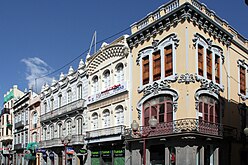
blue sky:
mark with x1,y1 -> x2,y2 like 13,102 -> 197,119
0,0 -> 247,105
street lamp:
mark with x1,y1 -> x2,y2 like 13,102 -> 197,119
244,128 -> 248,136
60,134 -> 72,165
131,116 -> 158,165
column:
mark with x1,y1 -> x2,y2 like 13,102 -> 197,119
131,149 -> 141,165
164,147 -> 170,165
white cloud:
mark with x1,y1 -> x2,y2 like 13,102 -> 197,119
21,57 -> 53,92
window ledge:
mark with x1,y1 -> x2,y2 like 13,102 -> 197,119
238,93 -> 248,101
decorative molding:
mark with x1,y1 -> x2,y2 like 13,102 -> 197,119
178,73 -> 195,84
127,4 -> 232,49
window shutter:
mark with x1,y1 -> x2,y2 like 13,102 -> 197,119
142,56 -> 150,85
207,50 -> 212,80
215,55 -> 220,83
198,45 -> 204,76
166,102 -> 173,122
240,67 -> 246,95
164,45 -> 173,77
153,51 -> 161,81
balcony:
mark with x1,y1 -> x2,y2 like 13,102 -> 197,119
40,99 -> 85,122
15,121 -> 24,129
71,135 -> 85,145
0,108 -> 10,115
125,118 -> 223,140
14,143 -> 24,150
39,138 -> 63,148
86,125 -> 125,139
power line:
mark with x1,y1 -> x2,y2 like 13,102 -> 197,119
35,26 -> 130,81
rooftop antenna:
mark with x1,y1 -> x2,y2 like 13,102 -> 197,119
87,31 -> 97,57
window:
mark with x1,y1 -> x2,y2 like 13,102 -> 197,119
196,43 -> 222,84
240,66 -> 246,95
50,97 -> 54,111
33,112 -> 37,129
43,128 -> 47,141
44,102 -> 47,114
103,110 -> 110,128
115,105 -> 124,125
198,45 -> 204,76
50,125 -> 54,139
164,45 -> 173,77
32,132 -> 37,142
77,84 -> 83,99
77,118 -> 83,135
103,70 -> 111,89
67,89 -> 72,103
153,51 -> 161,81
58,94 -> 62,108
58,123 -> 62,138
143,95 -> 173,126
66,121 -> 72,135
198,95 -> 220,123
92,76 -> 99,94
116,63 -> 124,84
92,113 -> 98,129
142,56 -> 149,85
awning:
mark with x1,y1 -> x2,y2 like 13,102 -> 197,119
27,142 -> 39,151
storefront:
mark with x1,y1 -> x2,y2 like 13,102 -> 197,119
90,148 -> 125,165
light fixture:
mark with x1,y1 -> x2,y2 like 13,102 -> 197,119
149,116 -> 158,128
131,120 -> 139,132
244,128 -> 248,136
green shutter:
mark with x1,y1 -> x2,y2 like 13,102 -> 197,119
91,158 -> 100,165
114,157 -> 125,165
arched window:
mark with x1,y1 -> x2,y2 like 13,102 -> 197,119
58,93 -> 62,108
116,63 -> 124,84
77,117 -> 83,135
57,123 -> 63,138
67,89 -> 72,103
50,97 -> 54,111
115,105 -> 124,125
44,102 -> 47,114
92,76 -> 99,94
103,70 -> 111,89
32,132 -> 38,142
143,95 -> 173,126
66,120 -> 72,135
198,95 -> 220,123
103,109 -> 110,128
50,125 -> 54,139
77,84 -> 83,99
92,113 -> 98,129
32,112 -> 38,129
43,127 -> 47,141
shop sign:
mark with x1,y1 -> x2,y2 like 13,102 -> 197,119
88,83 -> 127,104
113,150 -> 125,157
66,147 -> 74,154
91,151 -> 100,158
49,152 -> 54,159
37,149 -> 46,153
101,150 -> 111,158
79,148 -> 87,155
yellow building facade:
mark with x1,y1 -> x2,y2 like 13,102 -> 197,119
125,0 -> 248,165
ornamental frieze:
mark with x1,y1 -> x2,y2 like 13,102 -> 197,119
195,74 -> 224,95
178,73 -> 195,84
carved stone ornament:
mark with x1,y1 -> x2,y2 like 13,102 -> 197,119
195,74 -> 224,95
178,73 -> 195,84
138,77 -> 178,96
192,33 -> 212,50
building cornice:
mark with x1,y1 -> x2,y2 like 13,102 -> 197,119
127,3 -> 234,49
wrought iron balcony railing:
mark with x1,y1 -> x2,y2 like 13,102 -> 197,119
86,125 -> 125,139
15,121 -> 24,129
40,99 -> 85,122
125,118 -> 223,140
